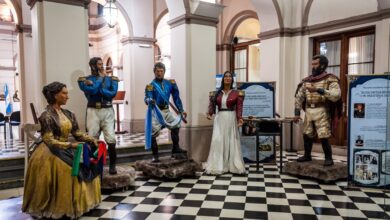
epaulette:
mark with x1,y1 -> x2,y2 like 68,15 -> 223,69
327,75 -> 339,83
209,91 -> 216,97
78,76 -> 87,82
111,76 -> 120,81
238,90 -> 245,96
169,79 -> 176,84
146,84 -> 154,91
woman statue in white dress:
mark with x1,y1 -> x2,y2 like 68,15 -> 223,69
205,71 -> 246,175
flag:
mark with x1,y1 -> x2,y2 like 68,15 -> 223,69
4,84 -> 12,115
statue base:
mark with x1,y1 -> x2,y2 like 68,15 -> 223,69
282,159 -> 347,183
101,165 -> 136,190
135,158 -> 201,179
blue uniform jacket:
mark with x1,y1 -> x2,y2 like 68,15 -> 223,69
144,79 -> 184,113
78,75 -> 119,108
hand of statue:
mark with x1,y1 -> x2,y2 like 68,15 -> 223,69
100,69 -> 107,77
306,84 -> 317,93
293,116 -> 301,123
238,118 -> 244,127
206,114 -> 212,120
85,80 -> 93,86
182,112 -> 187,119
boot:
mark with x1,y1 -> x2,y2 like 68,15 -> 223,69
171,128 -> 187,159
151,137 -> 160,163
321,138 -> 334,166
297,135 -> 313,162
108,143 -> 117,175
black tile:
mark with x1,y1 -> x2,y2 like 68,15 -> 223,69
362,210 -> 390,219
189,189 -> 209,194
268,204 -> 291,213
341,217 -> 367,220
210,185 -> 229,190
154,205 -> 178,214
248,177 -> 264,182
265,182 -> 283,187
246,196 -> 266,204
113,203 -> 137,210
176,183 -> 194,188
82,209 -> 108,217
244,210 -> 268,219
263,167 -> 278,171
121,211 -> 150,220
281,179 -> 300,183
130,191 -> 151,197
379,204 -> 390,212
292,213 -> 318,220
301,184 -> 321,189
323,190 -> 345,196
264,174 -> 280,178
215,176 -> 232,180
307,194 -> 329,201
205,195 -> 226,201
170,215 -> 196,220
340,187 -> 360,191
364,191 -> 388,198
227,190 -> 246,196
247,186 -> 265,191
313,207 -> 339,216
181,200 -> 203,207
140,197 -> 164,205
103,196 -> 126,202
230,181 -> 247,185
331,202 -> 358,209
197,208 -> 221,217
349,196 -> 375,203
167,193 -> 187,200
288,199 -> 311,206
223,202 -> 245,210
196,180 -> 214,184
154,187 -> 174,192
285,188 -> 304,193
266,192 -> 287,199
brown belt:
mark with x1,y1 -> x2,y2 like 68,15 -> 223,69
306,103 -> 326,108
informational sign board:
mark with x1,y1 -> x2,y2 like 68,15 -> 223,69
348,74 -> 390,187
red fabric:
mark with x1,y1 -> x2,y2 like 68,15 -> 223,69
90,141 -> 107,165
208,90 -> 244,121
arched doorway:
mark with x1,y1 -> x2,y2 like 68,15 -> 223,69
155,12 -> 171,78
231,18 -> 260,82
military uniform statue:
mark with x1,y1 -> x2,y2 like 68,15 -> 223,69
144,62 -> 188,162
294,55 -> 342,166
78,57 -> 119,174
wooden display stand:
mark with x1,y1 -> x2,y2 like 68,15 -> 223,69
113,91 -> 127,134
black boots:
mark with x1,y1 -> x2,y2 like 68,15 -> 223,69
151,137 -> 160,163
108,143 -> 117,175
171,128 -> 187,159
297,135 -> 313,162
321,138 -> 334,166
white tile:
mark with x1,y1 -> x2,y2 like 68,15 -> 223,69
110,191 -> 134,196
245,191 -> 266,198
174,206 -> 200,215
327,195 -> 352,203
78,217 -> 99,220
199,176 -> 216,181
265,187 -> 285,193
201,201 -> 224,209
247,181 -> 265,187
231,176 -> 248,181
158,182 -> 178,187
96,201 -> 118,209
267,198 -> 289,205
170,187 -> 191,194
285,193 -> 308,200
213,180 -> 230,185
303,189 -> 325,195
320,185 -> 342,190
343,190 -> 367,197
131,204 -> 158,212
265,178 -> 282,183
147,192 -> 169,199
159,199 -> 183,206
267,212 -> 293,220
354,203 -> 384,211
136,186 -> 158,192
207,189 -> 228,196
101,210 -> 130,219
121,197 -> 145,204
220,209 -> 244,218
184,194 -> 207,201
336,209 -> 366,218
316,216 -> 343,220
290,205 -> 316,214
225,196 -> 246,203
195,216 -> 219,220
282,183 -> 302,189
309,200 -> 335,208
179,179 -> 198,184
245,203 -> 267,212
228,185 -> 247,191
193,184 -> 212,189
146,213 -> 173,220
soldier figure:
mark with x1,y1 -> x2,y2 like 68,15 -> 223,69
78,57 -> 119,174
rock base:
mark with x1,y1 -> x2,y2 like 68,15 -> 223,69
282,159 -> 347,183
101,166 -> 136,190
135,158 -> 201,179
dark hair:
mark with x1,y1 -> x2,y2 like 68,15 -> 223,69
214,71 -> 234,103
42,82 -> 66,104
89,57 -> 102,74
153,62 -> 166,73
312,54 -> 328,71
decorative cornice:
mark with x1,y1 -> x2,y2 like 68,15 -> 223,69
258,8 -> 390,41
121,37 -> 157,45
168,14 -> 219,29
16,24 -> 32,33
0,66 -> 17,71
89,22 -> 107,31
27,0 -> 91,9
216,44 -> 231,51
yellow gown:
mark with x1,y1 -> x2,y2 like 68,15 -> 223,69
22,106 -> 101,219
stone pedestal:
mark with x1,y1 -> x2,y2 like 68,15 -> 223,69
282,160 -> 347,183
101,166 -> 136,190
135,158 -> 201,179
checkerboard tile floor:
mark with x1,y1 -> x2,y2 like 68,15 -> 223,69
2,152 -> 390,220
0,130 -> 170,159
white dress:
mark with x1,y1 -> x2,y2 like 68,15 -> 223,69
205,90 -> 246,175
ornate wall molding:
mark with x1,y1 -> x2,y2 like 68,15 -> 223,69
27,0 -> 91,9
167,14 -> 219,29
121,37 -> 157,45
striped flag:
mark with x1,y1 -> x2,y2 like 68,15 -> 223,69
4,84 -> 12,115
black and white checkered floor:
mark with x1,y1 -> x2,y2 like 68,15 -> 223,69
1,152 -> 390,220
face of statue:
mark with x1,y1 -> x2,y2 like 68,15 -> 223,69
154,67 -> 165,81
55,87 -> 69,106
311,58 -> 322,75
224,73 -> 233,85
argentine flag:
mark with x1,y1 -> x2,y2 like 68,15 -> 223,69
4,84 -> 12,115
